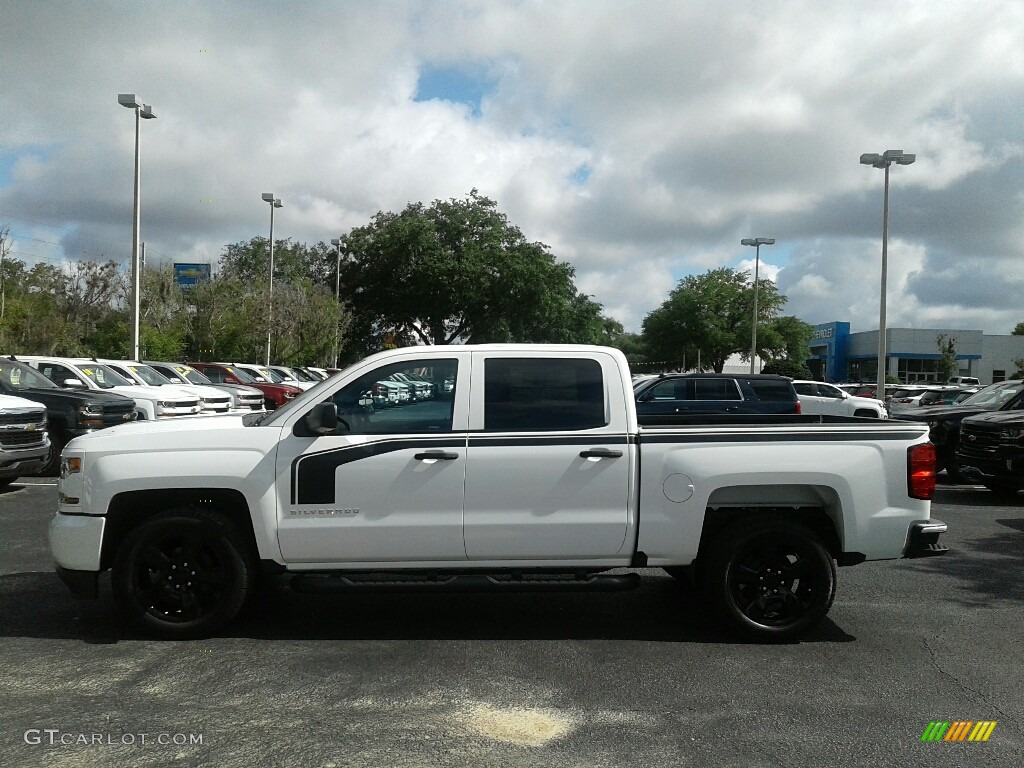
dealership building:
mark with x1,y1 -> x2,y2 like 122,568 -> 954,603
807,321 -> 1024,385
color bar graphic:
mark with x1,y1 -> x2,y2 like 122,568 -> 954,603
921,721 -> 996,742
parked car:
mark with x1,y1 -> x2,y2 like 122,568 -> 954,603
144,362 -> 266,412
887,385 -> 950,414
792,380 -> 887,418
98,360 -> 233,414
918,387 -> 980,408
0,392 -> 50,486
633,373 -> 800,417
0,356 -> 136,474
264,365 -> 317,391
891,379 -> 1024,481
188,362 -> 302,410
17,356 -> 203,421
947,376 -> 981,386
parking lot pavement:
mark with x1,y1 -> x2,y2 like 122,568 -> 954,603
1,479 -> 1022,767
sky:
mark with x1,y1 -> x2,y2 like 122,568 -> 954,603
2,0 -> 1023,336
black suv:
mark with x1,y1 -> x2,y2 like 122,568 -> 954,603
633,373 -> 800,417
891,379 -> 1024,482
0,356 -> 137,474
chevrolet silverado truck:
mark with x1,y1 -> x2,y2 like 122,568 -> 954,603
50,345 -> 946,642
956,408 -> 1024,498
0,392 -> 49,486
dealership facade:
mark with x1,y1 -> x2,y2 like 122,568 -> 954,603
807,321 -> 1024,385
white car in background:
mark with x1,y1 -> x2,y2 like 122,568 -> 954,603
18,356 -> 202,421
792,380 -> 888,418
145,362 -> 266,412
99,360 -> 233,414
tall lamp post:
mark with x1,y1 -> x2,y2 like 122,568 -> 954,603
860,149 -> 915,397
261,193 -> 283,366
741,237 -> 775,374
117,94 -> 156,361
330,236 -> 345,367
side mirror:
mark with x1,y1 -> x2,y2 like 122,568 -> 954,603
63,379 -> 86,389
303,402 -> 339,435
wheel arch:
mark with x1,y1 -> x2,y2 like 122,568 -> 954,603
696,499 -> 843,564
100,488 -> 258,570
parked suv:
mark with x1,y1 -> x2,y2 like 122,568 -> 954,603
792,380 -> 887,418
1,356 -> 136,474
892,379 -> 1024,481
145,362 -> 266,412
633,373 -> 800,417
98,360 -> 232,414
957,408 -> 1024,497
187,362 -> 302,410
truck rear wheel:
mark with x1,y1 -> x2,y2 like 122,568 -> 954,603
112,509 -> 253,639
700,516 -> 836,643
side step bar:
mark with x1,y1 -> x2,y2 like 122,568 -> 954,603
291,571 -> 642,594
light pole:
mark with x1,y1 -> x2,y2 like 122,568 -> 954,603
261,193 -> 283,366
118,94 -> 156,361
860,149 -> 915,396
741,237 -> 775,374
330,236 -> 345,367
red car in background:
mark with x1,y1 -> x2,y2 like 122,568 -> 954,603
187,362 -> 302,410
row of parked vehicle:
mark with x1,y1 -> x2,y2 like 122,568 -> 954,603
0,355 -> 339,481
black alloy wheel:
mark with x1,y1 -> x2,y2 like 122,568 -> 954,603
701,517 -> 836,643
112,510 -> 253,639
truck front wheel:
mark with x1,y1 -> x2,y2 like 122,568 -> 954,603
112,509 -> 253,639
701,517 -> 836,643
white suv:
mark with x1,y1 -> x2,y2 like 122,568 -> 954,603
792,380 -> 888,418
19,356 -> 202,420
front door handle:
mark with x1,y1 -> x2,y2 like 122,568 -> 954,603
579,448 -> 623,459
414,451 -> 459,461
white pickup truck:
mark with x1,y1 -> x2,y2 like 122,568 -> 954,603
50,345 -> 946,642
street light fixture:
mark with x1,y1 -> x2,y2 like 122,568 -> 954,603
330,236 -> 345,367
741,237 -> 775,374
262,193 -> 283,366
118,94 -> 156,361
860,149 -> 915,397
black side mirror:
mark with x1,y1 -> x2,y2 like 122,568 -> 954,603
303,402 -> 339,435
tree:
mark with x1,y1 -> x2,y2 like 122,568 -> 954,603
1013,321 -> 1024,335
936,334 -> 958,383
339,190 -> 603,356
641,267 -> 791,373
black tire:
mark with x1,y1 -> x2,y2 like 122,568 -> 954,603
40,428 -> 69,477
982,482 -> 1021,499
112,509 -> 253,639
700,516 -> 836,643
943,444 -> 963,483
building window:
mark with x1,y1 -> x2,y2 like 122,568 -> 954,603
993,369 -> 1006,383
897,358 -> 940,383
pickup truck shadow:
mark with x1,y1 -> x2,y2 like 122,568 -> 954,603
0,571 -> 854,645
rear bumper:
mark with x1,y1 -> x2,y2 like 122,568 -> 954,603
903,519 -> 949,558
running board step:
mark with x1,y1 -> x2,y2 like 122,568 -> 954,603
290,572 -> 641,594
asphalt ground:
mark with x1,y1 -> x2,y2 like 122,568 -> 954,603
1,478 -> 1022,768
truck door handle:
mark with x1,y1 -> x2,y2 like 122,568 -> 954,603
414,451 -> 459,461
579,448 -> 623,459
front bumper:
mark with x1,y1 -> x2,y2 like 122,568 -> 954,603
903,519 -> 949,558
49,512 -> 105,575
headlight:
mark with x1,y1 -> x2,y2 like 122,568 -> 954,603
77,404 -> 103,416
927,420 -> 940,429
60,456 -> 82,478
1000,427 -> 1024,441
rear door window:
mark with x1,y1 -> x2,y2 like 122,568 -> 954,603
484,358 -> 606,431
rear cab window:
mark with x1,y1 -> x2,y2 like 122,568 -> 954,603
481,357 -> 608,431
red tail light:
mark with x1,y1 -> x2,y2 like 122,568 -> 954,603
908,442 -> 936,500
795,400 -> 802,414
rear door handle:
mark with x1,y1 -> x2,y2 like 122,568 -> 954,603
414,451 -> 459,461
579,448 -> 623,459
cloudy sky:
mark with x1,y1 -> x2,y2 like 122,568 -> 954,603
2,0 -> 1023,335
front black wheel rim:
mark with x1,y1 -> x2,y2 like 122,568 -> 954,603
132,533 -> 231,624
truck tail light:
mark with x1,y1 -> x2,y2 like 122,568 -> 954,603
908,442 -> 936,500
794,400 -> 802,414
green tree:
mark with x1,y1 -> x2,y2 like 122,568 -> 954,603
936,334 -> 958,383
1012,321 -> 1024,335
641,267 -> 790,373
339,190 -> 602,356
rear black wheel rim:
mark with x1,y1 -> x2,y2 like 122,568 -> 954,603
132,533 -> 230,624
727,539 -> 821,628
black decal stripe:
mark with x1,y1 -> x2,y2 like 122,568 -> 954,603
292,437 -> 465,505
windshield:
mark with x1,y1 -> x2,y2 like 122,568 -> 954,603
959,381 -> 1024,410
126,364 -> 174,386
258,367 -> 286,383
79,364 -> 132,388
0,359 -> 57,390
176,366 -> 213,385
